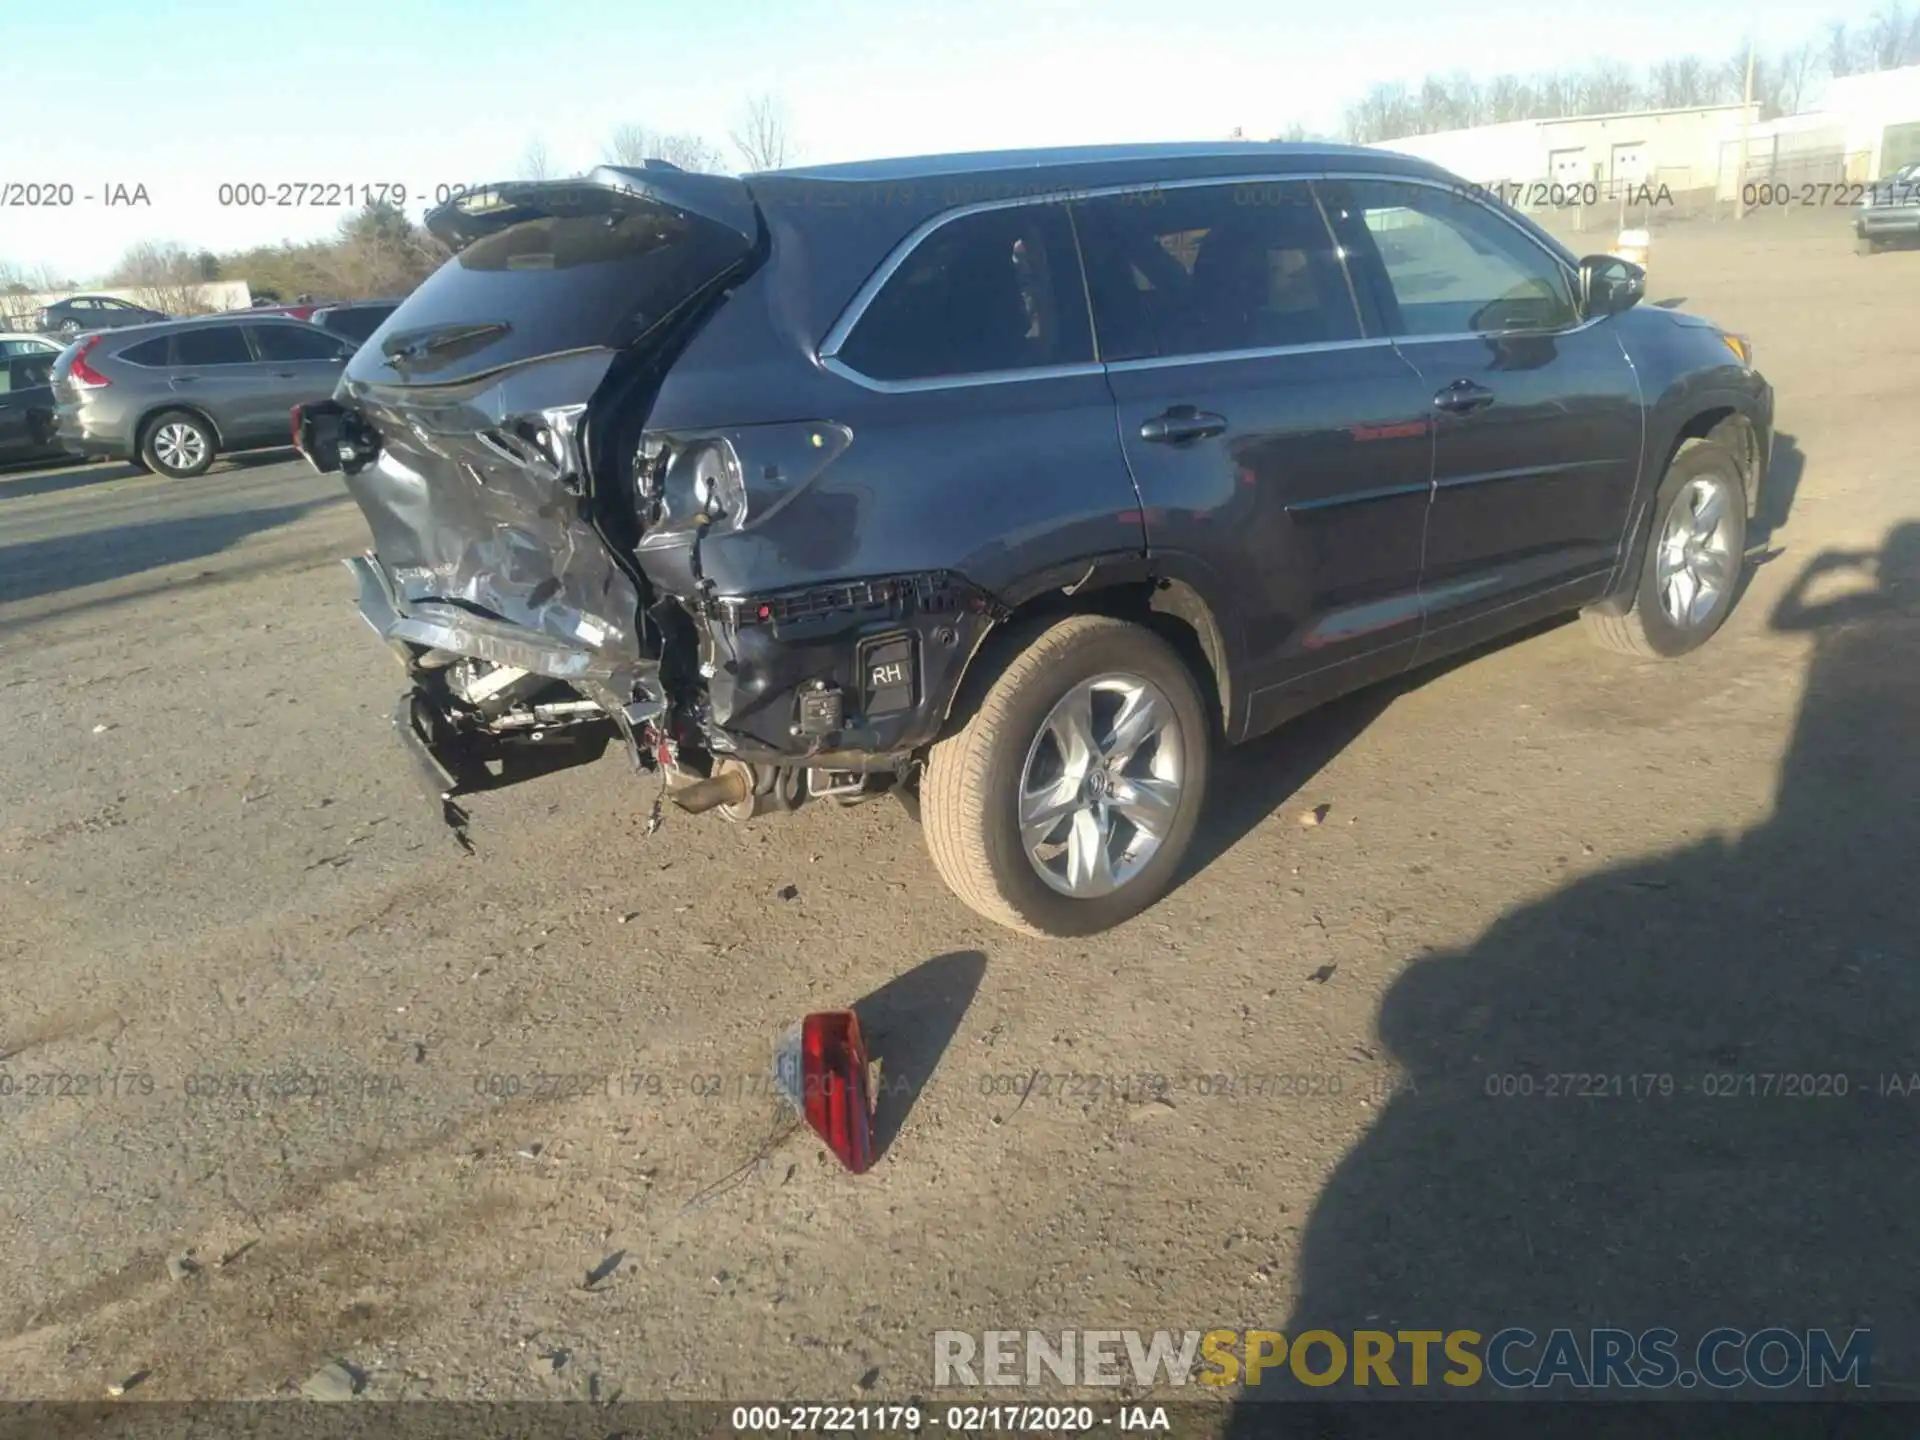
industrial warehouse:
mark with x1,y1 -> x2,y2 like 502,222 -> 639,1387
1374,62 -> 1920,205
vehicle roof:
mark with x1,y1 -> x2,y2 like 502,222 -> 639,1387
760,140 -> 1447,185
0,331 -> 60,343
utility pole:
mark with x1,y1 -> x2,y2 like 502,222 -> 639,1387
1734,37 -> 1756,218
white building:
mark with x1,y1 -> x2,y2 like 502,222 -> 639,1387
1740,63 -> 1920,188
1373,103 -> 1760,199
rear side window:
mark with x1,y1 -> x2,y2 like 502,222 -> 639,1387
173,326 -> 252,366
250,323 -> 352,361
1073,182 -> 1364,361
834,203 -> 1092,382
120,337 -> 172,366
1322,180 -> 1578,336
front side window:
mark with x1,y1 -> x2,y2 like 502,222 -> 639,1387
834,203 -> 1092,382
1323,180 -> 1578,336
173,326 -> 252,366
1072,181 -> 1364,361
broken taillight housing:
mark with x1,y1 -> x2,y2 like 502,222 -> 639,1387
634,423 -> 853,547
774,1011 -> 875,1174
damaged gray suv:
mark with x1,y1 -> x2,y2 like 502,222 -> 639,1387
296,144 -> 1774,936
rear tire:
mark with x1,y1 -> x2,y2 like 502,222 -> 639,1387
922,615 -> 1210,937
140,409 -> 216,478
1584,438 -> 1747,659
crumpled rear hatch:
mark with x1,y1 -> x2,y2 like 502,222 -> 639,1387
313,166 -> 763,702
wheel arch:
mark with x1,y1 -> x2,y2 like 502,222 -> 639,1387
1602,397 -> 1764,614
938,552 -> 1241,744
135,402 -> 225,455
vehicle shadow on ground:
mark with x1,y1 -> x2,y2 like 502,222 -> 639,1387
1217,524 -> 1920,1438
0,447 -> 301,502
0,496 -> 344,604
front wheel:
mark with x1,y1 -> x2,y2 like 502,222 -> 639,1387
1857,233 -> 1881,256
922,615 -> 1210,937
1584,438 -> 1747,659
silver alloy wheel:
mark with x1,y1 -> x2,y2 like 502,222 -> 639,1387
1655,475 -> 1738,629
153,422 -> 209,473
1018,672 -> 1184,899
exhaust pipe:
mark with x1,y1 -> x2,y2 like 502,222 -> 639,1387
670,766 -> 753,816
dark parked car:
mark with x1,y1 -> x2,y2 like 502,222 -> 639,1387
310,300 -> 401,345
36,294 -> 170,339
51,315 -> 356,477
1855,161 -> 1920,253
293,146 -> 1774,936
0,350 -> 64,467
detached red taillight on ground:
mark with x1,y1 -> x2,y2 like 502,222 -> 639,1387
774,1011 -> 876,1174
68,335 -> 111,389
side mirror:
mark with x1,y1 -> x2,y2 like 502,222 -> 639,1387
1579,254 -> 1645,318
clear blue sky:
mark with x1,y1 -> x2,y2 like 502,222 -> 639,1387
7,0 -> 1850,280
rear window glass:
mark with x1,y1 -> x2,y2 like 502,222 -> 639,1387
346,208 -> 752,385
174,326 -> 251,366
325,307 -> 394,343
120,337 -> 171,366
835,204 -> 1092,381
250,323 -> 351,361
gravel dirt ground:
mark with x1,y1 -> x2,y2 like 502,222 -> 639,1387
0,209 -> 1915,1420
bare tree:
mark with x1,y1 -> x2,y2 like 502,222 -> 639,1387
319,200 -> 448,299
105,240 -> 218,316
1863,2 -> 1920,68
519,135 -> 555,180
1482,74 -> 1534,122
1827,21 -> 1863,76
1341,81 -> 1418,142
1772,42 -> 1818,115
606,123 -> 727,173
1647,55 -> 1718,108
731,92 -> 798,171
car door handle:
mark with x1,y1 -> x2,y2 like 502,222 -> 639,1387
173,375 -> 198,383
273,371 -> 298,378
1140,406 -> 1228,444
1433,379 -> 1495,415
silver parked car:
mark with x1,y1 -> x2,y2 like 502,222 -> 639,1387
50,315 -> 355,477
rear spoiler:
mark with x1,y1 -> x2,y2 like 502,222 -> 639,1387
424,164 -> 762,254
